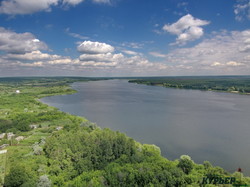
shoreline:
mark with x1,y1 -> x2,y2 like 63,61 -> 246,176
1,77 -> 249,186
40,79 -> 244,174
130,82 -> 250,96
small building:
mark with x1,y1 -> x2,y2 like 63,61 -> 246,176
0,144 -> 9,149
7,132 -> 15,140
56,126 -> 63,131
0,149 -> 7,154
16,90 -> 20,94
0,133 -> 6,139
15,136 -> 25,142
30,125 -> 38,129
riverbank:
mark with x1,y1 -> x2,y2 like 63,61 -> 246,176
0,77 -> 249,186
129,76 -> 250,95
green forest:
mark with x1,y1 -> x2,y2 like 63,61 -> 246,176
129,76 -> 250,94
0,77 -> 249,187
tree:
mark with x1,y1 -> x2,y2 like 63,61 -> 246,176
177,155 -> 194,174
33,143 -> 43,155
203,161 -> 212,170
37,175 -> 51,187
4,165 -> 30,187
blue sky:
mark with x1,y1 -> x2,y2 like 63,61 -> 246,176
0,0 -> 249,76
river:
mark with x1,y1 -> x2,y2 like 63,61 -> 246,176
41,79 -> 250,174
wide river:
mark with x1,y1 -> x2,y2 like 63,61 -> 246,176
41,79 -> 250,174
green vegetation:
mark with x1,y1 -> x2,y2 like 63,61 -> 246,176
0,77 -> 249,186
0,152 -> 7,185
129,76 -> 250,94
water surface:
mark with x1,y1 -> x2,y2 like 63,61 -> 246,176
41,79 -> 250,174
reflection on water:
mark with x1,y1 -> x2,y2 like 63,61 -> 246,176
41,79 -> 250,174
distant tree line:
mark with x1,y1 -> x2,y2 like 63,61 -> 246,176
129,76 -> 250,93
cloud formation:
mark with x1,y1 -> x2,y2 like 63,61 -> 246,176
92,0 -> 110,4
121,42 -> 144,49
122,50 -> 138,56
1,25 -> 249,76
164,30 -> 250,74
0,0 -> 59,15
234,0 -> 250,21
0,27 -> 48,54
79,53 -> 123,62
0,26 -> 167,76
77,41 -> 130,68
63,0 -> 84,6
5,50 -> 61,60
77,41 -> 115,54
0,26 -> 78,73
76,40 -> 168,72
163,14 -> 210,45
2,50 -> 74,66
0,0 -> 111,15
65,28 -> 89,40
149,52 -> 166,58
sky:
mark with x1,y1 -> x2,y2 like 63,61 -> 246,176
0,0 -> 249,77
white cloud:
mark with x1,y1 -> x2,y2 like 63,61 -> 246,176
92,0 -> 110,4
163,14 -> 210,45
77,52 -> 168,71
125,56 -> 168,72
0,0 -> 59,15
80,61 -> 117,67
65,28 -> 89,40
234,0 -> 250,21
79,53 -> 123,62
177,2 -> 188,8
211,62 -> 222,67
122,50 -> 138,55
68,33 -> 89,40
47,57 -> 75,64
176,26 -> 204,44
163,14 -> 209,35
239,30 -> 250,52
211,61 -> 244,67
0,27 -> 78,71
4,30 -> 241,76
0,0 -> 110,15
63,0 -> 84,6
77,41 -> 115,54
121,42 -> 144,49
149,52 -> 166,58
164,30 -> 250,74
0,27 -> 48,54
76,40 -> 168,71
226,61 -> 244,66
1,24 -> 249,76
6,50 -> 60,60
17,61 -> 44,67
